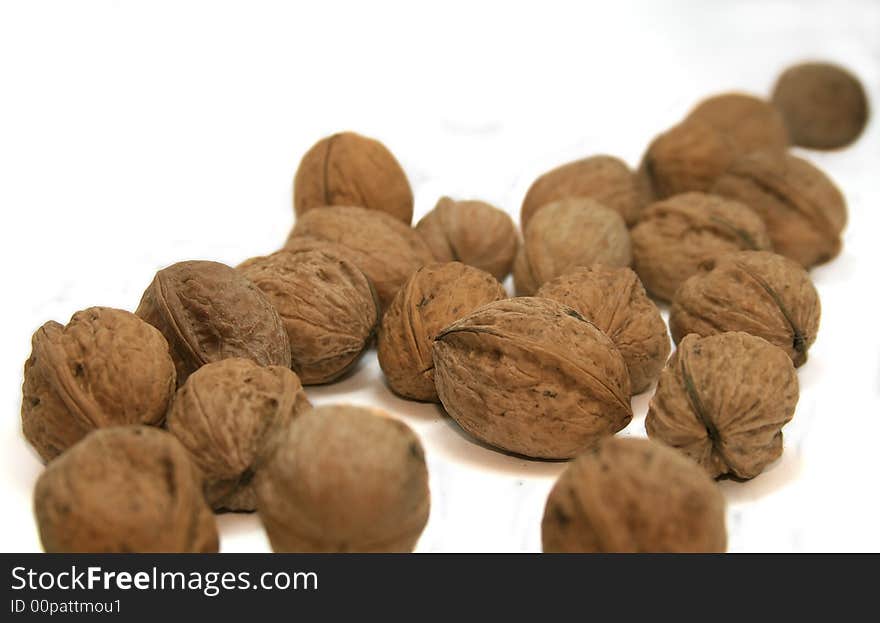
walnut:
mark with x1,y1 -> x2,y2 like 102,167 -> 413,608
630,192 -> 772,301
378,262 -> 507,402
686,92 -> 789,153
287,206 -> 434,310
772,62 -> 869,149
167,358 -> 312,512
711,150 -> 847,267
415,197 -> 518,281
239,249 -> 379,384
21,307 -> 176,462
670,251 -> 820,367
293,131 -> 414,223
521,155 -> 642,228
255,404 -> 430,552
646,332 -> 798,480
542,437 -> 726,553
536,266 -> 670,394
33,426 -> 218,553
433,297 -> 632,459
513,198 -> 631,296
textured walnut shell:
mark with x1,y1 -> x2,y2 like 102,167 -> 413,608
513,198 -> 631,296
686,92 -> 789,154
670,251 -> 820,367
711,151 -> 847,267
293,131 -> 414,223
536,266 -> 670,394
542,437 -> 726,553
239,249 -> 379,384
772,62 -> 869,149
287,206 -> 434,310
21,307 -> 176,462
630,192 -> 772,301
378,262 -> 507,402
415,197 -> 518,281
521,155 -> 643,228
255,405 -> 430,553
433,297 -> 632,459
135,260 -> 291,386
167,359 -> 312,512
34,426 -> 218,553
646,332 -> 798,480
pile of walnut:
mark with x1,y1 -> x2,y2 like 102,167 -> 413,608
22,61 -> 866,553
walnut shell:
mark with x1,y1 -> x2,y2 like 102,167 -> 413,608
433,297 -> 632,459
542,437 -> 726,553
378,262 -> 507,402
135,260 -> 290,386
670,251 -> 820,367
772,62 -> 869,149
21,307 -> 176,462
521,155 -> 642,228
255,404 -> 430,552
415,197 -> 518,281
536,266 -> 670,394
630,192 -> 772,301
513,198 -> 631,296
34,426 -> 218,553
239,249 -> 379,384
167,359 -> 312,512
686,92 -> 789,154
287,206 -> 434,310
711,151 -> 847,268
646,332 -> 798,480
293,131 -> 414,223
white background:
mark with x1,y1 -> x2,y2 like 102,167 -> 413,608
1,0 -> 878,552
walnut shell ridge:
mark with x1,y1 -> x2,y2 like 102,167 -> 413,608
378,262 -> 507,402
536,266 -> 670,394
686,92 -> 789,154
255,404 -> 430,553
21,307 -> 176,462
542,437 -> 726,553
34,426 -> 219,553
433,297 -> 632,459
646,332 -> 798,480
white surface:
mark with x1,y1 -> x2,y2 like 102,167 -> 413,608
1,0 -> 878,553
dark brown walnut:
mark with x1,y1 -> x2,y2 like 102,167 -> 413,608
135,260 -> 291,386
433,297 -> 632,459
521,155 -> 643,228
513,198 -> 631,296
772,62 -> 869,149
287,206 -> 435,310
686,92 -> 789,153
21,307 -> 176,462
167,359 -> 312,512
670,251 -> 820,367
415,197 -> 518,281
542,437 -> 726,553
536,266 -> 670,394
239,249 -> 379,384
630,192 -> 772,301
293,131 -> 414,224
711,150 -> 847,267
646,332 -> 798,480
255,405 -> 430,553
34,426 -> 218,553
378,262 -> 507,402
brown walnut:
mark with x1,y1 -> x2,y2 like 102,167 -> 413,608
433,297 -> 632,459
255,405 -> 430,553
34,426 -> 219,553
536,266 -> 670,394
646,332 -> 798,480
686,92 -> 789,153
542,437 -> 727,553
378,262 -> 507,402
21,307 -> 176,462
